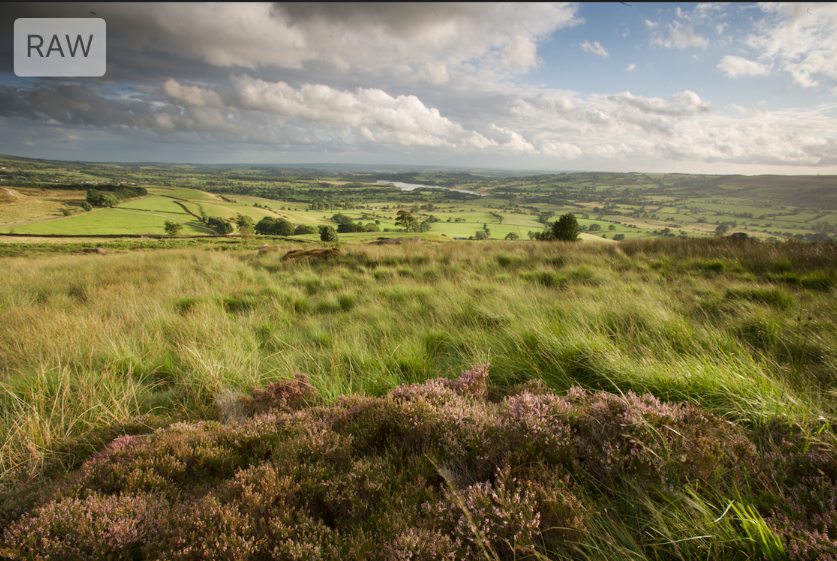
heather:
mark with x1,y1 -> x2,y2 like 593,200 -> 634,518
1,238 -> 837,557
1,368 -> 835,560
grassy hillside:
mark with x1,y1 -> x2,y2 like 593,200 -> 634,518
1,238 -> 836,559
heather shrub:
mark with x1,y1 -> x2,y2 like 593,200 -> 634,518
3,491 -> 169,560
425,465 -> 586,559
573,390 -> 755,489
243,373 -> 319,416
757,445 -> 837,560
502,392 -> 576,467
1,364 -> 830,560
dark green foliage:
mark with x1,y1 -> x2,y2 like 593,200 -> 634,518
330,213 -> 354,224
80,201 -> 93,212
163,220 -> 183,236
395,211 -> 418,232
337,222 -> 363,233
85,185 -> 147,207
551,213 -> 579,241
206,216 -> 234,234
319,225 -> 338,242
254,216 -> 294,236
294,224 -> 318,235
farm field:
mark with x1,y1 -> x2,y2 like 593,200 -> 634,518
2,154 -> 836,242
0,207 -> 213,236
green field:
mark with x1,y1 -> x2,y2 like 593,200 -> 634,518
0,207 -> 212,236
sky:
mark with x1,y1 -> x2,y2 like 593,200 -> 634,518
1,2 -> 836,174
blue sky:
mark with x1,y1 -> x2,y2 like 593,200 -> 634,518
0,2 -> 835,174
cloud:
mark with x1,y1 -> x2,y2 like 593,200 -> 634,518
653,22 -> 709,49
5,3 -> 579,83
746,3 -> 837,88
717,55 -> 770,78
626,63 -> 636,71
644,19 -> 657,30
508,90 -> 837,167
580,40 -> 609,58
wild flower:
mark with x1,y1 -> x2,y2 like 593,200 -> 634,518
3,491 -> 168,560
245,372 -> 319,415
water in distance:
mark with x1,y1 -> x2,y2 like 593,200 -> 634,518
376,180 -> 483,196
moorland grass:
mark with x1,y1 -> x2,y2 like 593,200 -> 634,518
0,238 -> 836,559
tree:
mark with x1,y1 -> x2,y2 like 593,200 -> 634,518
236,214 -> 254,231
275,218 -> 295,236
330,213 -> 354,224
164,220 -> 183,236
551,213 -> 579,242
395,211 -> 418,232
608,224 -> 616,231
207,216 -> 234,234
589,223 -> 601,232
613,233 -> 625,241
715,224 -> 729,237
319,225 -> 338,242
254,217 -> 277,235
505,232 -> 519,240
81,201 -> 93,212
294,224 -> 318,235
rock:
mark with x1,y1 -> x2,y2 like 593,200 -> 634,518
258,244 -> 278,255
282,248 -> 341,263
367,237 -> 423,245
82,247 -> 108,255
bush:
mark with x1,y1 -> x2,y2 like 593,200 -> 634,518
81,201 -> 93,212
319,225 -> 339,242
294,224 -> 318,235
207,217 -> 234,235
552,214 -> 579,242
163,220 -> 183,236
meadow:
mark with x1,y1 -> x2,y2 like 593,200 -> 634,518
1,237 -> 836,559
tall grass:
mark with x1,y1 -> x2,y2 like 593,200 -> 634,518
1,238 -> 835,477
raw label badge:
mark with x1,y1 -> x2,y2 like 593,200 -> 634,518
14,18 -> 106,77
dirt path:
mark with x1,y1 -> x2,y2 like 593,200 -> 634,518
3,188 -> 19,198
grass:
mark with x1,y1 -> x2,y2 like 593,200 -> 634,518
0,208 -> 213,236
0,237 -> 835,558
0,188 -> 88,225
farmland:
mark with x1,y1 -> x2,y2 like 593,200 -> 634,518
1,154 -> 835,243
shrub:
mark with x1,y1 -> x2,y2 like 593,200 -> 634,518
319,225 -> 339,242
81,201 -> 93,212
551,214 -> 579,242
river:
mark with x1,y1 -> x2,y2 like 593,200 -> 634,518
376,180 -> 483,197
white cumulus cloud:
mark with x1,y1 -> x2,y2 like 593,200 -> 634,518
717,55 -> 771,78
580,40 -> 609,58
746,3 -> 837,88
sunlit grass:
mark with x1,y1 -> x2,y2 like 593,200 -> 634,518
0,238 -> 835,478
